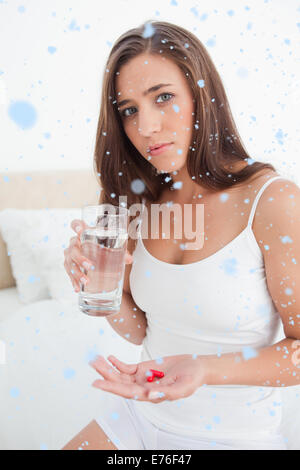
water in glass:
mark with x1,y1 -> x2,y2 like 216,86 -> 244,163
78,226 -> 128,316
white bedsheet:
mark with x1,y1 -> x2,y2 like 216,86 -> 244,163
0,291 -> 299,450
0,296 -> 142,450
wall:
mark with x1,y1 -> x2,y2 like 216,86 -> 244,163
0,0 -> 299,183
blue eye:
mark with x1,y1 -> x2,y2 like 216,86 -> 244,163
121,92 -> 174,118
122,106 -> 135,118
157,93 -> 174,103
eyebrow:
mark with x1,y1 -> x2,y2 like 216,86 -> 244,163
117,83 -> 173,108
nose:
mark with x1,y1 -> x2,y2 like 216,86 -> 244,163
137,108 -> 162,137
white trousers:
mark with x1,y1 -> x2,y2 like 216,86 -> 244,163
95,393 -> 288,450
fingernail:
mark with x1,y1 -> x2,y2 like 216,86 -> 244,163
83,261 -> 91,270
75,226 -> 81,233
80,277 -> 87,285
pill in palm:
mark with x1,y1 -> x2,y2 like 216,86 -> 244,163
150,369 -> 164,378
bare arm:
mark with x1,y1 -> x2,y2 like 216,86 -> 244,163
204,179 -> 300,388
106,290 -> 147,345
105,233 -> 147,346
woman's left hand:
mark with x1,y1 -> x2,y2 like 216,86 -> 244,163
89,354 -> 208,403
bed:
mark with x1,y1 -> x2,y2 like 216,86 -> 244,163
0,170 -> 299,450
0,170 -> 142,450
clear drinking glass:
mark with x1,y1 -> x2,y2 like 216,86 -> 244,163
78,204 -> 129,317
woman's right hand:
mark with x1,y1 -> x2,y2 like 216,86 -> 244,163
64,219 -> 133,292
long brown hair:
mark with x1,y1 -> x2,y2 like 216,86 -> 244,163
94,19 -> 276,210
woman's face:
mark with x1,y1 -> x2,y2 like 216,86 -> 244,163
116,53 -> 195,174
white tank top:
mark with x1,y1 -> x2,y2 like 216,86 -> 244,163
129,175 -> 284,439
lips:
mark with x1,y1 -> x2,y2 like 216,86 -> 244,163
149,142 -> 173,152
149,143 -> 174,156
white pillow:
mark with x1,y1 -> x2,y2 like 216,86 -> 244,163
0,208 -> 81,303
30,208 -> 82,302
33,241 -> 78,302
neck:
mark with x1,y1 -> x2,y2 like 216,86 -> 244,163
167,165 -> 212,203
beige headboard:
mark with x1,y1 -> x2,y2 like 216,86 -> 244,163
0,170 -> 101,290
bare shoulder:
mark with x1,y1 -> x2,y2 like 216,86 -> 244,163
241,169 -> 284,202
254,172 -> 299,217
243,168 -> 280,187
252,172 -> 300,243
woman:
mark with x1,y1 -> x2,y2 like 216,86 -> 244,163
62,20 -> 300,450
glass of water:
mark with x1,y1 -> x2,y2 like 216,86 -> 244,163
78,204 -> 129,317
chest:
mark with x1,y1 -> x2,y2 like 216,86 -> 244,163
140,187 -> 260,266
